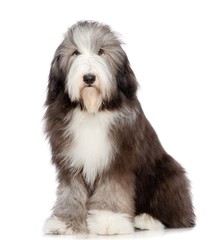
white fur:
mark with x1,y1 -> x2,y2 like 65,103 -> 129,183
66,53 -> 115,102
62,108 -> 138,185
70,25 -> 115,99
43,216 -> 73,235
63,109 -> 118,185
87,210 -> 134,235
134,213 -> 164,230
81,87 -> 102,114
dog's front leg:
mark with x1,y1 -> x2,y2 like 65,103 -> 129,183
87,172 -> 135,235
44,172 -> 88,235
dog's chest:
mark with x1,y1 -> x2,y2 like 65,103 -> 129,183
65,110 -> 116,185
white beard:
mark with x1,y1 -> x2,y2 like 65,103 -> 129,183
81,87 -> 102,114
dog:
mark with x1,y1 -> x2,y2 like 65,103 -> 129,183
43,21 -> 195,235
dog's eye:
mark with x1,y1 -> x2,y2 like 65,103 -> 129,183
72,50 -> 80,56
98,49 -> 104,55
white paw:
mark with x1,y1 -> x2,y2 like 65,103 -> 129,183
87,210 -> 134,235
43,216 -> 74,235
134,213 -> 164,230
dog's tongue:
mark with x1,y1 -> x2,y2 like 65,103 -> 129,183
81,87 -> 102,114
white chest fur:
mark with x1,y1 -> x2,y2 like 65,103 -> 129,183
64,109 -> 117,185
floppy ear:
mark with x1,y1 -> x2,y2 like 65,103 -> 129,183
117,56 -> 138,99
46,54 -> 66,105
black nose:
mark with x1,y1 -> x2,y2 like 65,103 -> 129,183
83,74 -> 96,85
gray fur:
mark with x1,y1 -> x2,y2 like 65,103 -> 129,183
88,171 -> 135,216
52,172 -> 88,233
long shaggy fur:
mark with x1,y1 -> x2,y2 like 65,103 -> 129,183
44,21 -> 195,235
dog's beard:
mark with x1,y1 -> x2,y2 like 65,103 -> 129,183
81,87 -> 102,114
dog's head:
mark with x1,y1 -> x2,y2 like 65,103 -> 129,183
46,21 -> 138,113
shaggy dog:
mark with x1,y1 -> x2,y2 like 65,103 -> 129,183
43,21 -> 195,235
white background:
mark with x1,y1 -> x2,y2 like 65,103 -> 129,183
0,0 -> 215,239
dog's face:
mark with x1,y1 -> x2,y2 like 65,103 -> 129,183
47,21 -> 138,113
66,22 -> 124,113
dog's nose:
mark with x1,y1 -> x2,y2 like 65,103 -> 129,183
83,74 -> 96,85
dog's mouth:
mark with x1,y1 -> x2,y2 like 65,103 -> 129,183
85,84 -> 93,87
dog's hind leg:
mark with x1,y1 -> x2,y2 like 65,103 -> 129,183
135,154 -> 195,229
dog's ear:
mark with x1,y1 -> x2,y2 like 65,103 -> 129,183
46,53 -> 66,105
117,57 -> 138,99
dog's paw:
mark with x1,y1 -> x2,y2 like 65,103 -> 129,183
87,210 -> 134,235
43,215 -> 87,235
43,216 -> 74,235
134,213 -> 164,230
